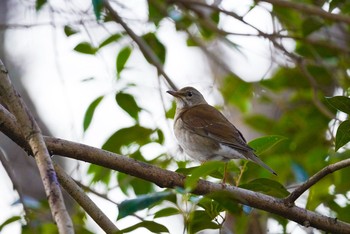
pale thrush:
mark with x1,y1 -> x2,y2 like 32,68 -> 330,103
167,86 -> 276,177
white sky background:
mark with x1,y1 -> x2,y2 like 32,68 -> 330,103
0,0 -> 310,233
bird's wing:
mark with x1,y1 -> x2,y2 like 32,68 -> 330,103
180,104 -> 253,152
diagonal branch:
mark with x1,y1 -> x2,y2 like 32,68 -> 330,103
103,0 -> 178,91
1,104 -> 350,233
0,60 -> 73,234
54,162 -> 119,234
284,158 -> 350,205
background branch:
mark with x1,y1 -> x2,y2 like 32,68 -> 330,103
0,60 -> 73,234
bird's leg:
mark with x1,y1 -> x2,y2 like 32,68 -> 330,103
222,162 -> 228,184
235,161 -> 247,186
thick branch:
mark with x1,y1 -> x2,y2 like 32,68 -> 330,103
103,0 -> 178,91
285,158 -> 350,205
0,60 -> 73,234
54,162 -> 119,234
1,106 -> 350,233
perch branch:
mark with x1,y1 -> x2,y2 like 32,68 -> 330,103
1,105 -> 350,233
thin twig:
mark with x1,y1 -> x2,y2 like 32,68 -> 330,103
54,162 -> 119,234
284,158 -> 350,205
103,0 -> 178,90
0,60 -> 73,234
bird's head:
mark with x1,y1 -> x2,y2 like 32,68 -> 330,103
167,86 -> 207,108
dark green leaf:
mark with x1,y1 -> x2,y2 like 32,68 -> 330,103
206,191 -> 240,214
74,42 -> 97,55
0,216 -> 21,231
188,210 -> 220,233
35,0 -> 47,11
147,0 -> 165,26
92,0 -> 103,20
118,191 -> 172,219
142,33 -> 166,64
64,26 -> 78,37
116,221 -> 169,233
154,207 -> 180,218
115,92 -> 140,121
102,125 -> 154,154
335,120 -> 350,151
240,178 -> 289,198
185,161 -> 225,189
116,47 -> 132,78
83,96 -> 104,131
99,34 -> 123,49
326,96 -> 350,114
302,17 -> 324,36
248,135 -> 287,156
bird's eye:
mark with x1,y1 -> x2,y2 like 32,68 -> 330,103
187,91 -> 193,97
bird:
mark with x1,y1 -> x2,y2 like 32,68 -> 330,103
167,86 -> 276,181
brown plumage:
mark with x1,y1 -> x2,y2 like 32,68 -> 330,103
167,86 -> 276,176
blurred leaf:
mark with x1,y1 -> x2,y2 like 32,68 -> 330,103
64,25 -> 78,37
185,161 -> 225,189
335,120 -> 350,151
116,46 -> 132,78
188,210 -> 220,233
302,16 -> 324,36
248,135 -> 287,156
291,162 -> 309,183
154,207 -> 180,218
118,191 -> 172,219
99,34 -> 123,49
0,216 -> 21,231
206,191 -> 240,214
87,164 -> 111,185
142,32 -> 166,64
115,92 -> 140,121
116,221 -> 168,233
165,101 -> 176,119
92,0 -> 103,20
74,42 -> 97,55
240,178 -> 289,198
221,75 -> 252,112
326,96 -> 350,114
147,0 -> 165,26
102,125 -> 154,154
35,0 -> 47,11
83,96 -> 104,132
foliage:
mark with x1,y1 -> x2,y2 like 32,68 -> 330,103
1,0 -> 350,233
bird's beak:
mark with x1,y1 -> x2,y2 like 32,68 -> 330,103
167,90 -> 181,98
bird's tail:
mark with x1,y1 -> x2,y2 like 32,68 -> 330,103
247,153 -> 277,175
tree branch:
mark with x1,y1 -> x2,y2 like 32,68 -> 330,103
54,162 -> 119,234
1,105 -> 350,233
103,0 -> 178,91
284,158 -> 350,205
258,0 -> 350,25
0,60 -> 73,234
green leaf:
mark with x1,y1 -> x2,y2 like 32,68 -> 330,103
240,178 -> 289,198
116,47 -> 132,78
99,34 -> 123,49
102,125 -> 154,154
185,161 -> 225,189
302,16 -> 324,36
205,191 -> 240,214
64,26 -> 78,37
165,101 -> 176,119
188,210 -> 220,233
248,135 -> 287,156
147,0 -> 165,26
154,207 -> 180,218
118,191 -> 172,219
35,0 -> 47,11
326,96 -> 350,115
74,42 -> 97,55
115,92 -> 140,121
116,221 -> 169,234
335,120 -> 350,151
87,164 -> 111,185
92,0 -> 103,20
142,32 -> 166,64
83,96 -> 104,132
0,216 -> 21,231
